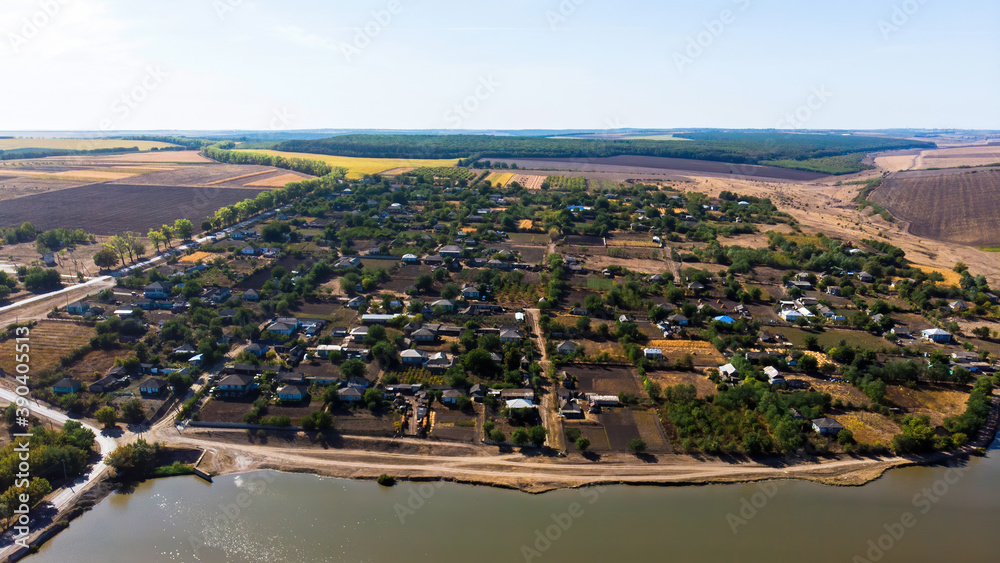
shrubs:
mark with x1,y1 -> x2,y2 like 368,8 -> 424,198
376,474 -> 396,486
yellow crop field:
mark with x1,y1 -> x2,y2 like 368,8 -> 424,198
179,251 -> 217,263
0,138 -> 175,151
647,340 -> 725,363
913,264 -> 963,286
487,172 -> 515,186
232,149 -> 459,179
606,239 -> 661,248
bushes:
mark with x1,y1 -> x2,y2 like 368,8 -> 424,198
943,377 -> 994,437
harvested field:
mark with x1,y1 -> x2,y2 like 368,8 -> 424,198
645,340 -> 725,365
198,398 -> 255,423
564,365 -> 642,396
107,164 -> 292,187
885,384 -> 971,427
206,170 -> 272,185
0,138 -> 174,151
64,348 -> 133,382
509,174 -> 546,189
486,172 -> 514,186
491,156 -> 826,181
245,172 -> 311,187
800,375 -> 871,407
0,321 -> 94,374
832,411 -> 900,446
917,146 -> 1000,169
597,408 -> 645,452
232,150 -> 458,180
179,251 -> 217,263
647,370 -> 717,398
0,183 -> 274,235
911,264 -> 963,286
871,168 -> 1000,246
564,235 -> 605,246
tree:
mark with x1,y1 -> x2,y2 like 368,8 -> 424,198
414,273 -> 433,292
160,224 -> 174,246
93,247 -> 120,269
174,218 -> 194,240
512,428 -> 529,445
105,438 -> 160,480
95,406 -> 118,428
363,387 -> 384,411
338,357 -> 365,380
148,229 -> 166,252
121,398 -> 146,423
528,425 -> 547,447
576,436 -> 591,451
301,410 -> 333,431
627,438 -> 647,454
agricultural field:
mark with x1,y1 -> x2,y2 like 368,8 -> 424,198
486,172 -> 514,186
0,183 -> 272,234
509,174 -> 547,189
831,411 -> 900,446
232,149 -> 459,179
197,397 -> 255,423
870,168 -> 1000,246
885,384 -> 972,427
645,340 -> 726,366
544,175 -> 588,190
0,138 -> 176,151
0,321 -> 94,375
564,365 -> 642,396
917,145 -> 1000,169
646,370 -> 717,398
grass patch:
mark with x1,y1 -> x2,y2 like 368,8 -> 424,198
587,278 -> 614,290
150,462 -> 196,478
762,152 -> 875,175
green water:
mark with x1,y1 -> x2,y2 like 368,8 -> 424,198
31,439 -> 1000,562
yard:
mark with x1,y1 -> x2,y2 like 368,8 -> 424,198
885,383 -> 972,427
0,321 -> 95,375
564,365 -> 643,397
831,411 -> 901,447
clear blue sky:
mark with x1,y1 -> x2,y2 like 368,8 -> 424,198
2,0 -> 997,131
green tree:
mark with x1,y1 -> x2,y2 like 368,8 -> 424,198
95,406 -> 118,428
340,359 -> 366,379
174,218 -> 194,240
512,428 -> 529,445
105,439 -> 160,479
121,398 -> 146,423
93,247 -> 120,269
528,425 -> 547,447
627,438 -> 647,454
576,436 -> 591,451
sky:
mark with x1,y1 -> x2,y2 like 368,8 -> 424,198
1,0 -> 998,132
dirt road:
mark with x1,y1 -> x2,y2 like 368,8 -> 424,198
526,308 -> 564,451
0,276 -> 116,326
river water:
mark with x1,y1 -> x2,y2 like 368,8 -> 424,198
31,439 -> 1000,563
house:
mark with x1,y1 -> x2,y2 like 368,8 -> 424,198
432,299 -> 455,312
267,322 -> 296,336
401,349 -> 428,366
506,398 -> 535,409
172,343 -> 197,358
43,252 -> 56,266
412,328 -> 437,343
812,417 -> 844,435
688,281 -> 705,291
501,389 -> 535,401
203,287 -> 231,303
763,366 -> 784,385
218,374 -> 254,397
139,378 -> 169,396
89,374 -> 121,394
438,245 -> 463,258
718,364 -> 739,381
241,245 -> 260,256
826,286 -> 842,296
921,328 -> 953,344
643,348 -> 663,359
347,296 -> 367,309
668,314 -> 689,326
713,315 -> 736,325
425,352 -> 454,371
245,342 -> 269,357
461,284 -> 480,299
858,271 -> 875,283
52,378 -> 81,394
556,341 -> 579,355
891,326 -> 912,338
779,309 -> 804,322
242,289 -> 260,301
144,281 -> 171,300
559,399 -> 584,419
442,389 -> 463,405
335,256 -> 362,269
402,254 -> 419,264
277,385 -> 307,402
650,274 -> 665,283
950,300 -> 970,312
986,293 -> 1000,305
787,281 -> 812,291
66,301 -> 90,315
499,327 -> 522,343
470,384 -> 486,402
338,387 -> 364,402
362,314 -> 403,324
133,298 -> 155,310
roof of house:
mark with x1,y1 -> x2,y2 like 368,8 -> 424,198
54,377 -> 81,388
338,387 -> 363,397
812,417 -> 844,430
278,384 -> 306,396
140,378 -> 168,390
219,374 -> 254,387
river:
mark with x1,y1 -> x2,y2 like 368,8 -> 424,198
31,439 -> 1000,563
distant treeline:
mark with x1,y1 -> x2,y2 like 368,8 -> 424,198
0,146 -> 141,160
202,144 -> 337,177
114,135 -> 213,150
270,132 -> 934,168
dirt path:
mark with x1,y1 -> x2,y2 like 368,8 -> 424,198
0,276 -> 116,326
526,308 -> 564,452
